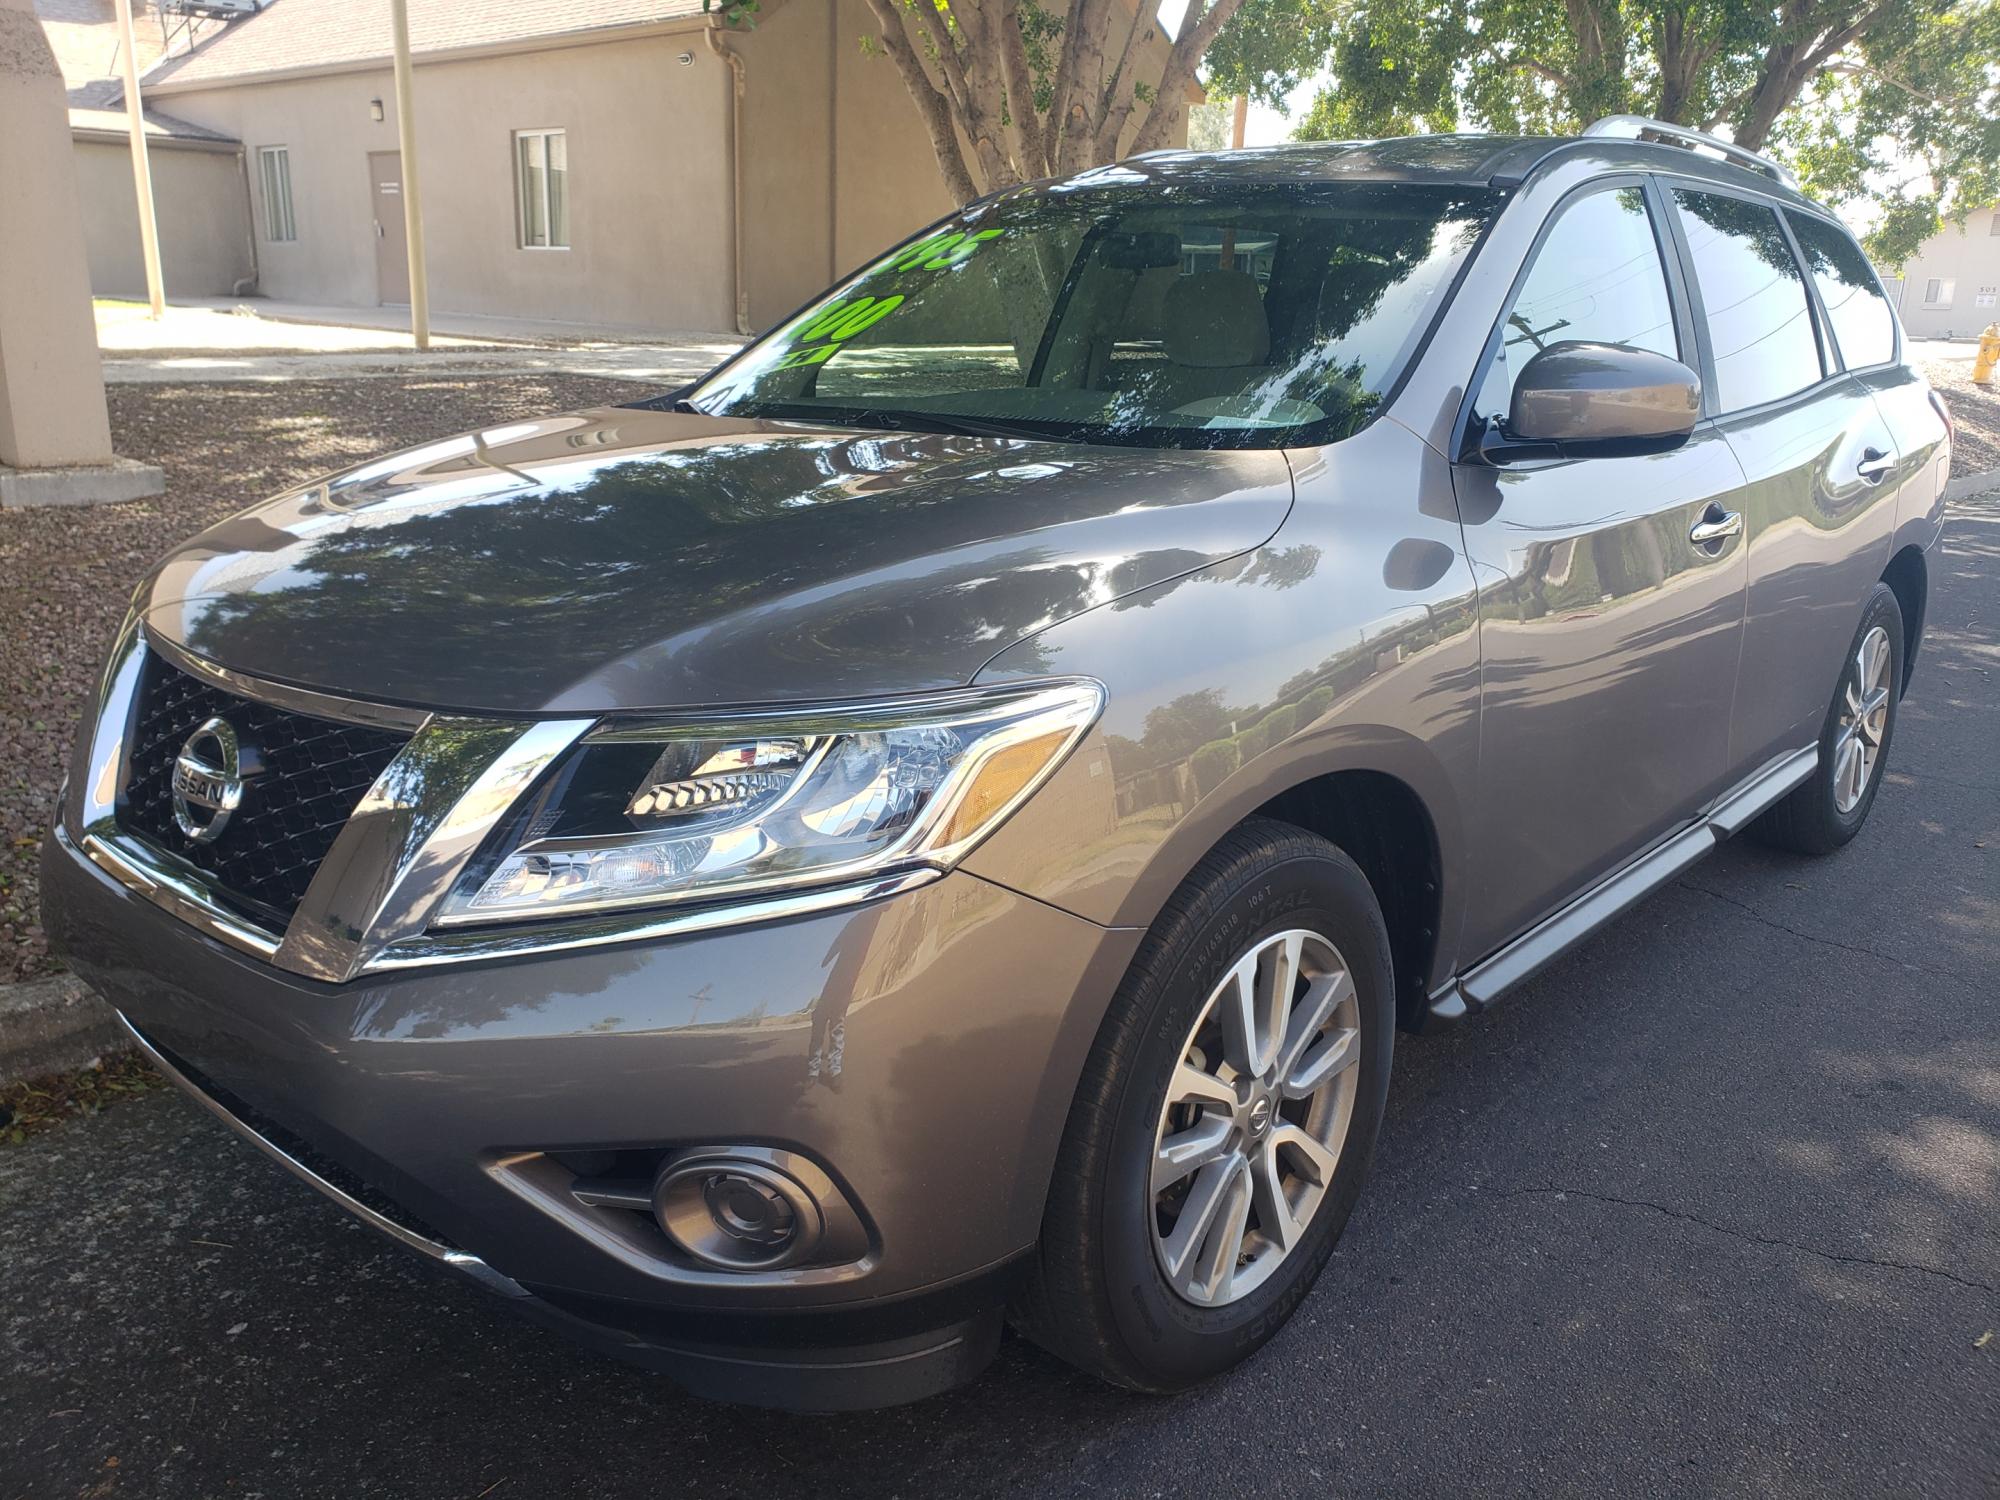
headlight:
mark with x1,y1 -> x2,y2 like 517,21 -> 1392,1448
436,680 -> 1103,926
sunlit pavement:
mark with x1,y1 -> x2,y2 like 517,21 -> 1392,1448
2,492 -> 1995,1499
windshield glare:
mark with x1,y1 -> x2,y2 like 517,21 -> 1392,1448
691,182 -> 1500,449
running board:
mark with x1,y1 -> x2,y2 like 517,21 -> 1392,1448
1427,746 -> 1818,1025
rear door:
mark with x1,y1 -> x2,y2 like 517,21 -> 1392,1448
1449,179 -> 1750,960
1660,186 -> 1902,772
1785,209 -> 1951,641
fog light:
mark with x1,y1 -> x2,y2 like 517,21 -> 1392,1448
704,1172 -> 797,1246
653,1156 -> 824,1270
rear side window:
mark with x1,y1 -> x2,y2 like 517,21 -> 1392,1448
1786,212 -> 1895,368
1672,190 -> 1823,412
1476,185 -> 1679,419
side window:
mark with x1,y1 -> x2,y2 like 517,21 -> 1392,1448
1672,189 -> 1822,412
1786,213 -> 1895,368
257,146 -> 295,243
1476,186 -> 1678,420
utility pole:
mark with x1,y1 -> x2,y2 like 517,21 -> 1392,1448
1230,94 -> 1249,150
389,0 -> 430,349
113,0 -> 165,318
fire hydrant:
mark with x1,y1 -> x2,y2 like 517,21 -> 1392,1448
1975,322 -> 2000,385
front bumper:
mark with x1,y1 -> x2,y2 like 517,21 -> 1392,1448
43,826 -> 1138,1408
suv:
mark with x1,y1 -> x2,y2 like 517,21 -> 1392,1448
45,119 -> 1949,1410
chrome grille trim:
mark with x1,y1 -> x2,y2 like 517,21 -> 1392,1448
146,630 -> 432,731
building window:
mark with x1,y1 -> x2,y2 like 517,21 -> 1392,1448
1921,278 -> 1955,308
515,129 -> 568,249
257,146 -> 295,242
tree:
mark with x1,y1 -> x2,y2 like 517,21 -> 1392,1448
1291,0 -> 2000,268
712,1 -> 1341,202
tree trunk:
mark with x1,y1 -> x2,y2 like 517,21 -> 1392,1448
865,0 -> 982,202
1131,0 -> 1248,154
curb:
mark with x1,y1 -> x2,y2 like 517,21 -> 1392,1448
0,975 -> 126,1087
1944,466 -> 2000,503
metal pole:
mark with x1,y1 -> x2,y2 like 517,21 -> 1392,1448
113,0 -> 165,318
389,0 -> 430,350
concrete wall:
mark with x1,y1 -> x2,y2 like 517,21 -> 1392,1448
72,137 -> 254,297
159,33 -> 736,331
1891,204 -> 2000,339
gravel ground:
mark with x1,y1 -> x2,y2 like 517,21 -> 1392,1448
1923,359 -> 2000,475
0,374 -> 640,983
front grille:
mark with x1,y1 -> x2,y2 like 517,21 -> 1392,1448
118,653 -> 409,925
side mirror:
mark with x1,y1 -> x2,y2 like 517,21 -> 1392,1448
1483,341 -> 1701,462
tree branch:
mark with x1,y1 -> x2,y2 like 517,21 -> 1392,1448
865,0 -> 981,203
1092,0 -> 1151,157
1131,0 -> 1248,154
991,0 -> 1049,176
1052,0 -> 1116,173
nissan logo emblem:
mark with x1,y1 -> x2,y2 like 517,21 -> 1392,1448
171,717 -> 247,845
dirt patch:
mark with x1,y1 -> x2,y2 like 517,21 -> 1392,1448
0,373 -> 640,983
0,1051 -> 164,1144
1923,360 -> 2000,477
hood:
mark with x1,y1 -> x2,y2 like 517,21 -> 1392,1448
138,407 -> 1294,715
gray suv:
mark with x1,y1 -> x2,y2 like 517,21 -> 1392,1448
44,119 -> 1950,1410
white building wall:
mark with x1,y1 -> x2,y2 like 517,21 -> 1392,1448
1889,205 -> 2000,339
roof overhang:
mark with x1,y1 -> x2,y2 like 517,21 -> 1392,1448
70,124 -> 242,151
143,12 -> 715,96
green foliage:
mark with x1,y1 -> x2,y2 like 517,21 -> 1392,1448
1776,1 -> 2000,268
1290,0 -> 2000,266
1203,0 -> 1348,108
1187,98 -> 1237,148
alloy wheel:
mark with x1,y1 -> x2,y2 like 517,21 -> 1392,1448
1150,927 -> 1360,1307
1833,624 -> 1892,815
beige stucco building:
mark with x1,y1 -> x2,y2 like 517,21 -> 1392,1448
40,0 -> 255,298
95,0 -> 1188,336
1884,203 -> 2000,340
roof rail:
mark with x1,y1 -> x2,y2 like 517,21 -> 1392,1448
1582,115 -> 1799,191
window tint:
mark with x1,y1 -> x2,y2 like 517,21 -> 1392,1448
1673,190 -> 1822,412
1476,186 -> 1678,420
1787,213 -> 1894,368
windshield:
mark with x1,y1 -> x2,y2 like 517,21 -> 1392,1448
690,179 -> 1501,449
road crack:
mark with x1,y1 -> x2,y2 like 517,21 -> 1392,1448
1498,1185 -> 1997,1294
1675,880 -> 1980,989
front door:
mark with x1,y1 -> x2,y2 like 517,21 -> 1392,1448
368,152 -> 410,307
1450,180 -> 1750,961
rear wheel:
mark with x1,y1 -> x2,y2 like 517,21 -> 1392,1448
1752,583 -> 1904,855
1014,817 -> 1394,1392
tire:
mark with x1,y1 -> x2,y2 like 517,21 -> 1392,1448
1751,582 -> 1904,856
1013,816 -> 1395,1392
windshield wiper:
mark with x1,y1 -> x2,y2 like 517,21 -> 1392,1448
850,410 -> 1053,442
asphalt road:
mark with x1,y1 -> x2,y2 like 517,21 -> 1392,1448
3,492 -> 1996,1500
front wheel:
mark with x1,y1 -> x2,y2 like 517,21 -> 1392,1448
1013,817 -> 1395,1392
1752,582 -> 1904,856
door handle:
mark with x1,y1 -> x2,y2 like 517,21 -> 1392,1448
1689,506 -> 1742,549
1856,448 -> 1895,483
